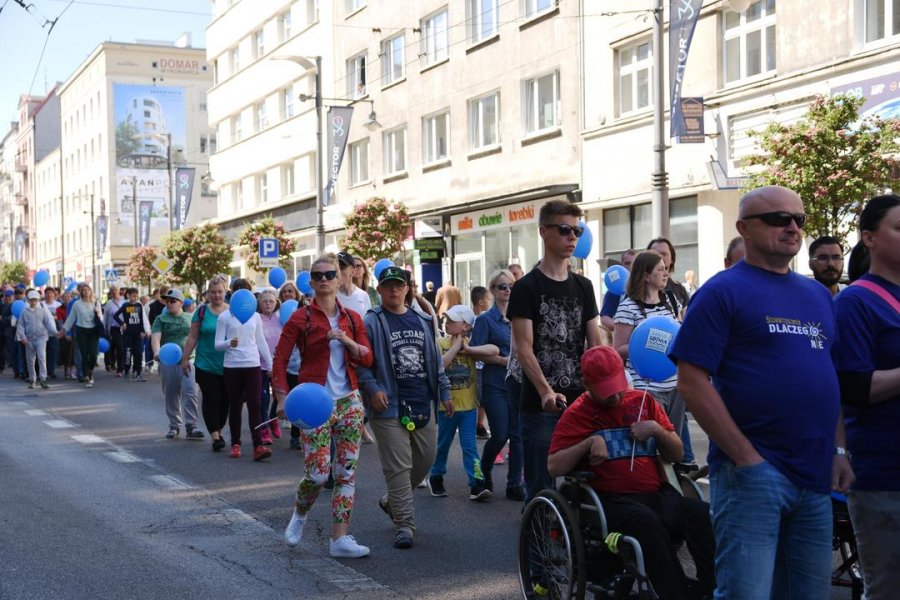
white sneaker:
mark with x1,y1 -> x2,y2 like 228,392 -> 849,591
417,477 -> 428,488
329,534 -> 370,558
284,509 -> 305,548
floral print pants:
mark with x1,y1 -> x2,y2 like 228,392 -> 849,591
295,390 -> 364,524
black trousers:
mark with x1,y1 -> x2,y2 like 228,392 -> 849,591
196,366 -> 229,435
599,486 -> 715,600
123,332 -> 143,374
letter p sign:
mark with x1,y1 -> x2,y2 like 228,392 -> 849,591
258,237 -> 279,268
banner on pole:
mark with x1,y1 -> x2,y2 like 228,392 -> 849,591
324,106 -> 354,207
173,167 -> 195,230
139,201 -> 153,247
96,216 -> 108,260
669,0 -> 703,139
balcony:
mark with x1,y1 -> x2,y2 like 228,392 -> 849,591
14,194 -> 27,206
15,156 -> 27,172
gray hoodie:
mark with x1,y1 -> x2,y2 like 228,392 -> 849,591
16,304 -> 57,343
356,305 -> 450,419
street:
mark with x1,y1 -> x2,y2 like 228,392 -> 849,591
0,372 -> 852,600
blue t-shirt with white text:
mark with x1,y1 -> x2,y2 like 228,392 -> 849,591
382,309 -> 431,417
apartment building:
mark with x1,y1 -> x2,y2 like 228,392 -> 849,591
0,126 -> 17,263
582,0 -> 900,285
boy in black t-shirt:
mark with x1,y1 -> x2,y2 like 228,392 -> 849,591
113,288 -> 150,381
507,199 -> 603,502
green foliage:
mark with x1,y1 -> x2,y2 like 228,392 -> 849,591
0,261 -> 29,285
746,94 -> 900,247
163,223 -> 232,293
125,247 -> 159,290
237,216 -> 294,271
342,197 -> 411,262
115,120 -> 141,167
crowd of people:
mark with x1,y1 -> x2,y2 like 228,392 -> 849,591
1,189 -> 897,599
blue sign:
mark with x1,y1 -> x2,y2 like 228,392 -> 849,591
259,237 -> 279,268
105,268 -> 118,281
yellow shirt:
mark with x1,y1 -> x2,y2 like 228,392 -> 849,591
438,336 -> 478,412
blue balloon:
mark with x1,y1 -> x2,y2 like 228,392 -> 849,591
158,342 -> 183,366
373,258 -> 395,280
11,300 -> 25,318
65,281 -> 77,293
161,307 -> 168,316
284,382 -> 335,429
269,267 -> 287,288
628,316 -> 680,382
230,288 -> 257,324
604,265 -> 629,296
279,299 -> 299,325
296,271 -> 313,295
573,221 -> 593,259
183,298 -> 194,308
98,337 -> 110,353
33,270 -> 50,287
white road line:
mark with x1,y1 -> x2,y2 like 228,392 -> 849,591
24,409 -> 48,416
12,401 -> 30,407
71,434 -> 105,444
149,475 -> 192,490
105,451 -> 141,463
44,419 -> 76,429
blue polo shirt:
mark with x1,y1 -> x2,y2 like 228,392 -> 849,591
600,291 -> 621,318
834,274 -> 900,491
470,304 -> 511,391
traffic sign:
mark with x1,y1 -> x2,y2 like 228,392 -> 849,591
105,268 -> 119,282
152,255 -> 173,274
259,237 -> 279,268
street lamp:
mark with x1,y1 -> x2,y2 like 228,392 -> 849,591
298,94 -> 382,129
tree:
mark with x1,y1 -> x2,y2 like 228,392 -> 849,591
342,197 -> 411,262
746,94 -> 900,247
125,247 -> 159,291
115,120 -> 141,167
237,216 -> 294,272
162,223 -> 232,294
0,261 -> 28,285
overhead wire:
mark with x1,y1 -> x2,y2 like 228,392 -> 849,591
41,0 -> 210,17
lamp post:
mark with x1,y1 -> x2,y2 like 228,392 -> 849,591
73,193 -> 96,286
132,176 -> 139,248
651,0 -> 670,239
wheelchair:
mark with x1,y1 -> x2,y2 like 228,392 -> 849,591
831,491 -> 863,600
517,449 -> 706,600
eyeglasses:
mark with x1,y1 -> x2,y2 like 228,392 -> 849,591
741,211 -> 807,228
353,263 -> 364,270
310,270 -> 338,281
495,283 -> 513,292
811,254 -> 843,264
545,223 -> 585,238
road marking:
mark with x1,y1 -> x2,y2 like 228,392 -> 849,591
12,401 -> 30,407
72,434 -> 105,444
24,409 -> 48,416
44,419 -> 76,429
296,558 -> 400,593
149,474 -> 192,490
105,451 -> 141,463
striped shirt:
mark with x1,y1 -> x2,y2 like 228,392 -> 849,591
614,295 -> 681,393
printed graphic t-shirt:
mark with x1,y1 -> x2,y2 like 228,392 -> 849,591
382,308 -> 431,414
438,336 -> 478,412
507,268 -> 599,413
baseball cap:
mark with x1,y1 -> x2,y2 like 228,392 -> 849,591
164,288 -> 185,303
26,290 -> 40,300
336,251 -> 356,267
444,304 -> 475,326
3,290 -> 12,296
378,266 -> 409,284
581,346 -> 629,399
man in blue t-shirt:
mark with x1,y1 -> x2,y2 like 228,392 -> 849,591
599,248 -> 636,333
670,185 -> 854,599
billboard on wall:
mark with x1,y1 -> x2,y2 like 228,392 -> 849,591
832,72 -> 900,120
113,84 -> 186,226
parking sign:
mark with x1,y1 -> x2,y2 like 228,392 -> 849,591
259,237 -> 279,268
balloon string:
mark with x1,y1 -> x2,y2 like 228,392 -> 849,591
255,417 -> 279,430
630,386 -> 649,472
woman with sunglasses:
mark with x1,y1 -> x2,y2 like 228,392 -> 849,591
214,278 -> 273,461
273,255 -> 374,558
613,250 -> 687,437
471,269 -> 525,500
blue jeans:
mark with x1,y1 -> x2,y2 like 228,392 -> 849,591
45,335 -> 58,377
522,410 -> 560,503
260,371 -> 272,420
506,377 -> 524,488
681,418 -> 695,463
710,459 -> 832,600
430,409 -> 481,487
480,383 -> 509,474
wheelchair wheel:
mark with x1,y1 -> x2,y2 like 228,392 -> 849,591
518,489 -> 586,600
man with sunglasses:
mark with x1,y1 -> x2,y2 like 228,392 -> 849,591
671,185 -> 854,599
808,235 -> 846,297
507,199 -> 604,502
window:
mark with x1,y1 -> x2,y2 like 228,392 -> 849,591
349,139 -> 369,185
383,127 -> 407,175
618,41 -> 652,115
346,0 -> 365,12
347,53 -> 367,99
468,92 -> 500,149
231,113 -> 242,143
253,30 -> 265,59
282,163 -> 296,196
524,70 -> 560,134
234,182 -> 244,209
864,0 -> 900,42
467,0 -> 498,43
279,9 -> 292,42
282,87 -> 295,119
669,196 -> 699,281
257,173 -> 268,203
230,46 -> 240,72
422,9 -> 449,66
422,111 -> 449,164
305,0 -> 319,25
255,101 -> 267,132
381,34 -> 406,85
724,0 -> 776,84
522,0 -> 554,19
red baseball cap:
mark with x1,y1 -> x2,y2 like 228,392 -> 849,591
581,346 -> 629,399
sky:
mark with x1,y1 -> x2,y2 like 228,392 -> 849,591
0,0 -> 211,125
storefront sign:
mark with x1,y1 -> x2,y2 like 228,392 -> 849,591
677,97 -> 704,143
414,216 -> 443,238
414,238 -> 445,251
450,200 -> 540,235
419,250 -> 443,262
831,71 -> 900,119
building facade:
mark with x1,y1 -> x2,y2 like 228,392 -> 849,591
0,125 -> 17,263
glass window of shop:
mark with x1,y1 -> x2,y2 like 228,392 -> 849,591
454,225 -> 542,289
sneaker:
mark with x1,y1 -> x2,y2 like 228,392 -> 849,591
115,372 -> 123,378
428,475 -> 448,497
186,426 -> 204,440
289,437 -> 302,451
470,480 -> 492,501
506,486 -> 526,502
271,420 -> 282,439
329,534 -> 371,558
166,428 -> 179,439
85,378 -> 93,388
393,530 -> 413,549
476,425 -> 490,439
417,478 -> 428,488
134,374 -> 146,382
28,381 -> 37,389
260,429 -> 273,445
230,444 -> 241,458
40,380 -> 49,389
378,496 -> 393,520
253,445 -> 272,461
284,509 -> 305,548
212,438 -> 226,452
494,452 -> 505,465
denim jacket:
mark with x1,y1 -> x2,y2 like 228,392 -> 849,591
356,305 -> 451,419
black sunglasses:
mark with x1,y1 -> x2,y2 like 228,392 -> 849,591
545,223 -> 585,238
495,283 -> 513,292
741,211 -> 807,228
310,270 -> 338,281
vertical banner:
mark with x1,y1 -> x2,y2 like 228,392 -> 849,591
14,227 -> 25,262
139,201 -> 153,247
174,167 -> 195,230
96,216 -> 108,260
324,106 -> 354,207
669,0 -> 703,140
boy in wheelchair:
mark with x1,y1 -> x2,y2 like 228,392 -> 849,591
547,346 -> 715,600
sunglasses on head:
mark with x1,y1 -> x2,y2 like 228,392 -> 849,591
495,283 -> 513,292
545,223 -> 585,238
742,211 -> 807,228
310,270 -> 338,281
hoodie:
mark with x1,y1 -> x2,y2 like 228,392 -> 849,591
16,304 -> 57,343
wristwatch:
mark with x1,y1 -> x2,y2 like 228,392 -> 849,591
834,446 -> 852,461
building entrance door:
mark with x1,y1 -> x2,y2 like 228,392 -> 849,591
454,253 -> 483,309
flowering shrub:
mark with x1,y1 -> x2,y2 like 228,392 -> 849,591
125,247 -> 159,289
342,197 -> 411,262
162,223 -> 232,294
237,216 -> 294,271
746,94 -> 900,246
